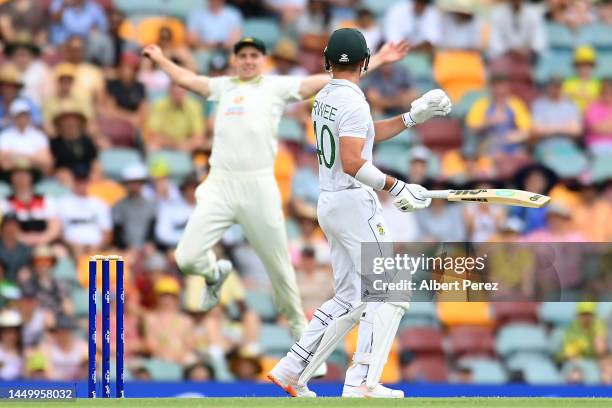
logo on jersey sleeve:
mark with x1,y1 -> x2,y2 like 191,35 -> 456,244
376,222 -> 385,236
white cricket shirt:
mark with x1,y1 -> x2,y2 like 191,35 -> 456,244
312,79 -> 375,192
207,75 -> 303,171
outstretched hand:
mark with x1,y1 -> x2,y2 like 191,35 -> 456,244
374,40 -> 411,65
142,44 -> 165,63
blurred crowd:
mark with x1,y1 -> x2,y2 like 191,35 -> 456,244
1,0 -> 612,385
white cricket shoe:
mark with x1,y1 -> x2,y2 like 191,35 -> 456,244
201,260 -> 232,311
268,361 -> 316,398
342,383 -> 404,398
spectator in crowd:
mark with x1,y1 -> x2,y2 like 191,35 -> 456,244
466,73 -> 531,176
546,0 -> 594,29
4,34 -> 49,107
510,164 -> 556,234
384,0 -> 441,52
49,0 -> 112,66
0,214 -> 31,283
264,0 -> 306,27
0,309 -> 24,380
269,39 -> 308,77
15,285 -> 52,348
52,36 -> 105,106
584,78 -> 612,155
0,99 -> 52,173
291,145 -> 319,206
531,77 -> 582,157
49,102 -> 98,174
143,276 -> 195,364
363,62 -> 417,117
86,160 -> 127,207
101,52 -> 148,129
288,200 -> 329,265
416,183 -> 467,241
18,245 -> 71,316
295,0 -> 333,50
183,360 -> 215,381
157,26 -> 197,72
57,169 -> 111,258
563,46 -> 601,112
488,0 -> 547,59
572,178 -> 612,242
142,160 -> 181,204
112,163 -> 156,250
228,350 -> 263,380
294,246 -> 333,318
438,0 -> 484,51
600,0 -> 612,25
527,202 -> 587,242
463,181 -> 507,242
154,175 -> 197,251
562,302 -> 607,361
1,161 -> 61,246
147,83 -> 206,152
355,8 -> 382,50
0,0 -> 48,47
188,0 -> 243,50
37,315 -> 87,380
43,63 -> 94,137
0,65 -> 42,130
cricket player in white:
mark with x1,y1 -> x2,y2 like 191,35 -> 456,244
141,38 -> 410,342
268,28 -> 451,398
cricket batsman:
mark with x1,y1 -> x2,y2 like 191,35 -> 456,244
141,38 -> 409,343
268,28 -> 451,397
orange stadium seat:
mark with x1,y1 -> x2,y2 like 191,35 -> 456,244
119,16 -> 187,47
437,302 -> 493,328
434,51 -> 486,103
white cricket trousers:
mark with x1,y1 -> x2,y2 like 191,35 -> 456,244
175,167 -> 307,339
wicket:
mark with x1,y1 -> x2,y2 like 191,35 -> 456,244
88,255 -> 125,398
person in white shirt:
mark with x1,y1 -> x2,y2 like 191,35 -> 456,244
384,0 -> 442,52
0,99 -> 52,173
268,28 -> 451,398
56,170 -> 111,257
142,36 -> 409,345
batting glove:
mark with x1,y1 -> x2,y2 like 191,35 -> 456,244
402,89 -> 452,127
388,180 -> 431,212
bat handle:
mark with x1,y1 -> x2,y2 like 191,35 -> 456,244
422,189 -> 451,199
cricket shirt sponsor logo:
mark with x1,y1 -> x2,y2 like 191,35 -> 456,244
376,222 -> 385,235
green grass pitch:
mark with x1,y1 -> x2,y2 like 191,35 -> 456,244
5,398 -> 612,408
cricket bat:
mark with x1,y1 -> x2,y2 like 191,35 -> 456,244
422,189 -> 551,208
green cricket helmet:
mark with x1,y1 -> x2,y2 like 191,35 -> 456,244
324,28 -> 370,72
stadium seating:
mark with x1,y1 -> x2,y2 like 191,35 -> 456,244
561,359 -> 601,384
260,324 -> 294,357
363,0 -> 399,17
114,0 -> 196,20
245,290 -> 277,322
590,153 -> 612,183
437,302 -> 492,328
414,118 -> 463,153
521,358 -> 562,384
398,53 -> 436,91
0,181 -> 12,198
373,143 -> 411,174
433,51 -> 486,103
535,51 -> 575,84
147,150 -> 193,182
243,18 -> 281,50
546,23 -> 577,52
491,302 -> 539,326
451,89 -> 487,119
496,324 -> 550,358
400,301 -> 439,329
538,302 -> 577,328
99,148 -> 143,181
410,356 -> 449,382
578,24 -> 612,52
278,117 -> 304,142
142,358 -> 183,380
448,326 -> 495,358
97,115 -> 138,147
34,179 -> 72,198
399,327 -> 444,356
595,51 -> 612,78
458,357 -> 508,384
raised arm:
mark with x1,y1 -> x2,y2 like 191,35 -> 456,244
142,44 -> 212,97
298,41 -> 411,99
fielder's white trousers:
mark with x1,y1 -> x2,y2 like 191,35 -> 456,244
175,168 -> 307,339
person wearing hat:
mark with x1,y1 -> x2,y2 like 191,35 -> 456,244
438,0 -> 484,51
562,45 -> 601,112
42,63 -> 94,137
4,32 -> 48,107
2,159 -> 61,247
0,98 -> 52,174
154,174 -> 198,251
142,25 -> 410,347
384,0 -> 442,52
0,64 -> 42,129
0,213 -> 32,284
0,309 -> 24,380
49,100 -> 97,175
40,314 -> 87,380
269,29 -> 450,398
562,302 -> 607,361
270,38 -> 308,77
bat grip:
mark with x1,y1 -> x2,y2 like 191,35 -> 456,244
422,189 -> 451,199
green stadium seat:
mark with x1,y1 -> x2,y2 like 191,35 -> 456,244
34,179 -> 71,198
377,128 -> 415,148
363,0 -> 400,17
578,24 -> 612,52
590,153 -> 612,183
242,18 -> 281,50
194,50 -> 214,74
398,54 -> 433,86
546,23 -> 576,51
538,302 -> 577,328
373,143 -> 410,174
71,287 -> 89,317
114,0 -> 196,19
278,117 -> 303,142
99,148 -> 142,181
458,357 -> 508,384
522,359 -> 562,384
538,144 -> 588,179
451,89 -> 487,119
534,51 -> 574,84
143,358 -> 183,380
0,181 -> 12,198
597,302 -> 612,319
147,150 -> 193,183
562,359 -> 601,384
595,52 -> 612,78
54,257 -> 79,285
245,290 -> 277,322
260,324 -> 293,357
496,324 -> 549,357
401,302 -> 438,327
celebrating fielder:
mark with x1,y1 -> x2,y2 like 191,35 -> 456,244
142,37 -> 409,342
268,29 -> 451,398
